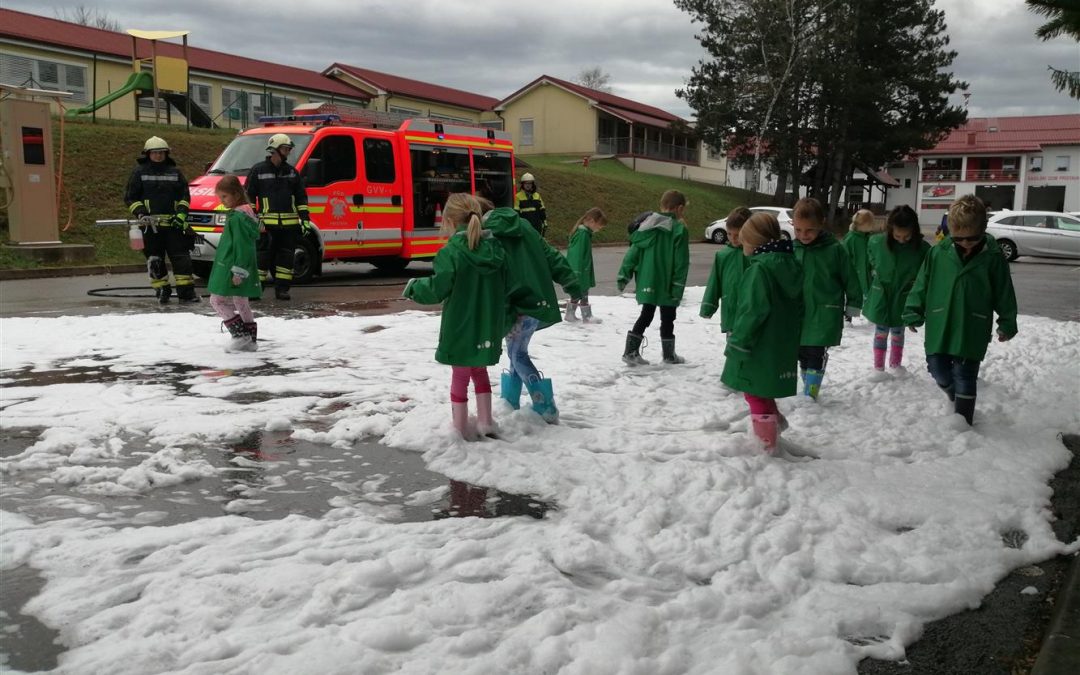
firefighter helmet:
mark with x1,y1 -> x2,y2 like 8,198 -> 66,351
267,133 -> 294,152
143,136 -> 170,153
520,172 -> 536,183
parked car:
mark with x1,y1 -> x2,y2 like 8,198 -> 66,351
705,207 -> 795,244
986,210 -> 1080,261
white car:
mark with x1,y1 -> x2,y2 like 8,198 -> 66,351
986,210 -> 1080,261
705,207 -> 794,244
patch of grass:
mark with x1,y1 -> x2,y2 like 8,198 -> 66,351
2,119 -> 773,270
521,154 -> 774,245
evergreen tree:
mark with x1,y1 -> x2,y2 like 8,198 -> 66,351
1027,0 -> 1080,99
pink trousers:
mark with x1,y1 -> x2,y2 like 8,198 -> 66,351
744,393 -> 778,415
450,366 -> 492,403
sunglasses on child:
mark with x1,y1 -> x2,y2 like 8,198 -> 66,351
952,234 -> 982,242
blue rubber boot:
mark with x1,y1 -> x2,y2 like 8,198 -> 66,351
501,370 -> 523,410
804,368 -> 825,399
526,376 -> 559,424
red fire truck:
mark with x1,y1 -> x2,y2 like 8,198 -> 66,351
186,103 -> 516,282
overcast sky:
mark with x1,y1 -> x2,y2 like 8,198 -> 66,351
8,0 -> 1079,119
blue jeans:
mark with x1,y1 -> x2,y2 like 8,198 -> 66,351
926,353 -> 981,400
506,315 -> 541,384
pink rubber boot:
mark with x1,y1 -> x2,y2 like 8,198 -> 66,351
751,414 -> 779,454
451,402 -> 471,440
873,347 -> 886,371
475,393 -> 497,438
889,345 -> 904,369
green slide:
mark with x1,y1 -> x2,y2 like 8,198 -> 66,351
66,71 -> 155,117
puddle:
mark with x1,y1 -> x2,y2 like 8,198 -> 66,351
0,566 -> 62,673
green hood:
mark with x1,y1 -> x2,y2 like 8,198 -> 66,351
483,207 -> 529,238
628,212 -> 676,250
796,229 -> 837,250
447,228 -> 505,273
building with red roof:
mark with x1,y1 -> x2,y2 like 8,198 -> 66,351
323,63 -> 501,125
495,74 -> 728,185
884,114 -> 1080,219
0,8 -> 368,127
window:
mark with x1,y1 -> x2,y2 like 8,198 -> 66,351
429,112 -> 472,123
1021,215 -> 1049,228
222,88 -> 247,122
473,151 -> 513,207
1055,216 -> 1080,232
707,145 -> 723,161
479,119 -> 504,131
996,216 -> 1018,225
519,119 -> 534,146
1031,156 -> 1043,172
190,83 -> 212,114
307,135 -> 357,186
388,105 -> 422,117
410,145 -> 472,228
904,178 -> 912,189
268,94 -> 295,117
1056,156 -> 1070,172
0,53 -> 87,102
363,138 -> 396,183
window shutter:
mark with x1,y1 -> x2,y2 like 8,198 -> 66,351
0,53 -> 34,86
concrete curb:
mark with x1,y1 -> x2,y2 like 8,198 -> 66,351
1031,551 -> 1080,674
0,265 -> 145,281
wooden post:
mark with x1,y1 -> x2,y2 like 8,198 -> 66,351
151,38 -> 160,125
183,34 -> 190,131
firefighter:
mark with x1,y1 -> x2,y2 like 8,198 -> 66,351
124,136 -> 198,304
514,172 -> 548,237
246,133 -> 310,300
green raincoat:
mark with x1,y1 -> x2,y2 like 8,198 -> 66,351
207,208 -> 262,299
403,230 -> 509,366
721,242 -> 805,398
700,244 -> 748,332
843,229 -> 873,298
484,207 -> 581,325
617,212 -> 690,306
903,235 -> 1018,361
862,234 -> 930,327
566,224 -> 595,291
793,231 -> 862,346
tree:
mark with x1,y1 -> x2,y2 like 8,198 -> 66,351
575,66 -> 612,93
677,0 -> 967,223
55,5 -> 121,32
1027,0 -> 1080,99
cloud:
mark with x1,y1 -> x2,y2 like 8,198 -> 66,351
8,0 -> 1078,119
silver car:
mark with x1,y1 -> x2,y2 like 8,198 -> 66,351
986,211 -> 1080,261
704,207 -> 794,244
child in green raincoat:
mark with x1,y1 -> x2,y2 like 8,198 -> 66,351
207,175 -> 262,352
617,189 -> 691,365
721,212 -> 804,453
564,207 -> 607,323
863,205 -> 929,372
903,194 -> 1017,425
843,209 -> 878,318
792,197 -> 863,399
403,193 -> 510,440
700,206 -> 752,333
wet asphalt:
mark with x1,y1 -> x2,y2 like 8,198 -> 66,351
1,243 -> 1078,673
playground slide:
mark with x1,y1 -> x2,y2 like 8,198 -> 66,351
66,71 -> 154,117
159,92 -> 215,128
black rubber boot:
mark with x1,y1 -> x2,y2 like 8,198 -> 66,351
622,332 -> 649,366
156,286 -> 172,305
242,322 -> 258,352
176,285 -> 200,303
661,338 -> 685,364
955,396 -> 976,426
275,285 -> 291,301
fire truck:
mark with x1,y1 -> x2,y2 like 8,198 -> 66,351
186,103 -> 516,282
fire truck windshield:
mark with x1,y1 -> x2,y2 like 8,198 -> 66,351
207,134 -> 313,175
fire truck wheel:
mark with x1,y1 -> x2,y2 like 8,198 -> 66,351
371,257 -> 411,274
292,237 -> 319,284
191,261 -> 213,280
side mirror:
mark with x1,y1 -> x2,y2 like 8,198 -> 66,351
204,161 -> 213,172
303,158 -> 324,186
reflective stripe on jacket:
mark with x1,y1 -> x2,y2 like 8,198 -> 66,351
124,156 -> 190,220
246,159 -> 309,226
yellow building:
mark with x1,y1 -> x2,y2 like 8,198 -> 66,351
324,63 -> 502,127
497,75 -> 728,185
0,8 -> 369,128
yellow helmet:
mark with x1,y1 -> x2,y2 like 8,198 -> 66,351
267,133 -> 294,152
143,136 -> 170,153
520,172 -> 536,183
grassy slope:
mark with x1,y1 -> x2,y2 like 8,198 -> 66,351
0,120 -> 771,269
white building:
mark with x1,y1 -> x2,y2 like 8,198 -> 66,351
884,114 -> 1080,223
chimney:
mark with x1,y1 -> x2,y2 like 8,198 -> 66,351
967,132 -> 977,146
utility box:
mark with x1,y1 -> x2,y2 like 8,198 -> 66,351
1,97 -> 60,244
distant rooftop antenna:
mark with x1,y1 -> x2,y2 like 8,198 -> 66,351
963,92 -> 971,110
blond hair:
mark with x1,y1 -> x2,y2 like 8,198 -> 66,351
948,194 -> 987,234
740,212 -> 782,249
442,193 -> 484,249
660,189 -> 687,211
850,209 -> 876,233
793,197 -> 825,225
576,207 -> 607,227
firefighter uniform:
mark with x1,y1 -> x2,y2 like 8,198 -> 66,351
124,137 -> 197,303
245,154 -> 309,297
514,173 -> 547,237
